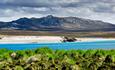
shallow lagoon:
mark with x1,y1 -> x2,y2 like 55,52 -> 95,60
0,40 -> 114,50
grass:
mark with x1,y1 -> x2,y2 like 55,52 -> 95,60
0,47 -> 115,70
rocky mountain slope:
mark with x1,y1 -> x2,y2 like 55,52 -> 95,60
0,15 -> 115,31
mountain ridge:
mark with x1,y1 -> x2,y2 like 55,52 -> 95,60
0,15 -> 115,31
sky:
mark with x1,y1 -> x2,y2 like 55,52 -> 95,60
0,0 -> 115,24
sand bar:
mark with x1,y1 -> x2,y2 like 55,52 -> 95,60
0,36 -> 114,44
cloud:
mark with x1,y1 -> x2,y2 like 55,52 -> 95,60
0,0 -> 115,24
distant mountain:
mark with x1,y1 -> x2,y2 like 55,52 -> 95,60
0,15 -> 115,31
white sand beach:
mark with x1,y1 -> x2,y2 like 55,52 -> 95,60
76,38 -> 115,42
0,36 -> 63,43
0,36 -> 114,44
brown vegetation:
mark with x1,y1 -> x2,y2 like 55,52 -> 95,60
0,30 -> 115,38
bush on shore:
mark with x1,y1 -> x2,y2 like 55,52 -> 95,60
0,47 -> 115,70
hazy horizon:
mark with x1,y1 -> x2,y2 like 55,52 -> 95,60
0,0 -> 115,24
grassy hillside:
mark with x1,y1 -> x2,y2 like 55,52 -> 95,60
0,47 -> 115,70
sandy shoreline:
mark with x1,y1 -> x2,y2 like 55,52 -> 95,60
0,36 -> 114,44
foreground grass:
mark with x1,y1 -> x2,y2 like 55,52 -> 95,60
0,47 -> 115,70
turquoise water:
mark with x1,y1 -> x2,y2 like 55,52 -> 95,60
0,40 -> 115,50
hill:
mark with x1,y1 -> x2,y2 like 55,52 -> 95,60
0,15 -> 115,31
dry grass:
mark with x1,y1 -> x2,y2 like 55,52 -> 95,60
0,30 -> 115,38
